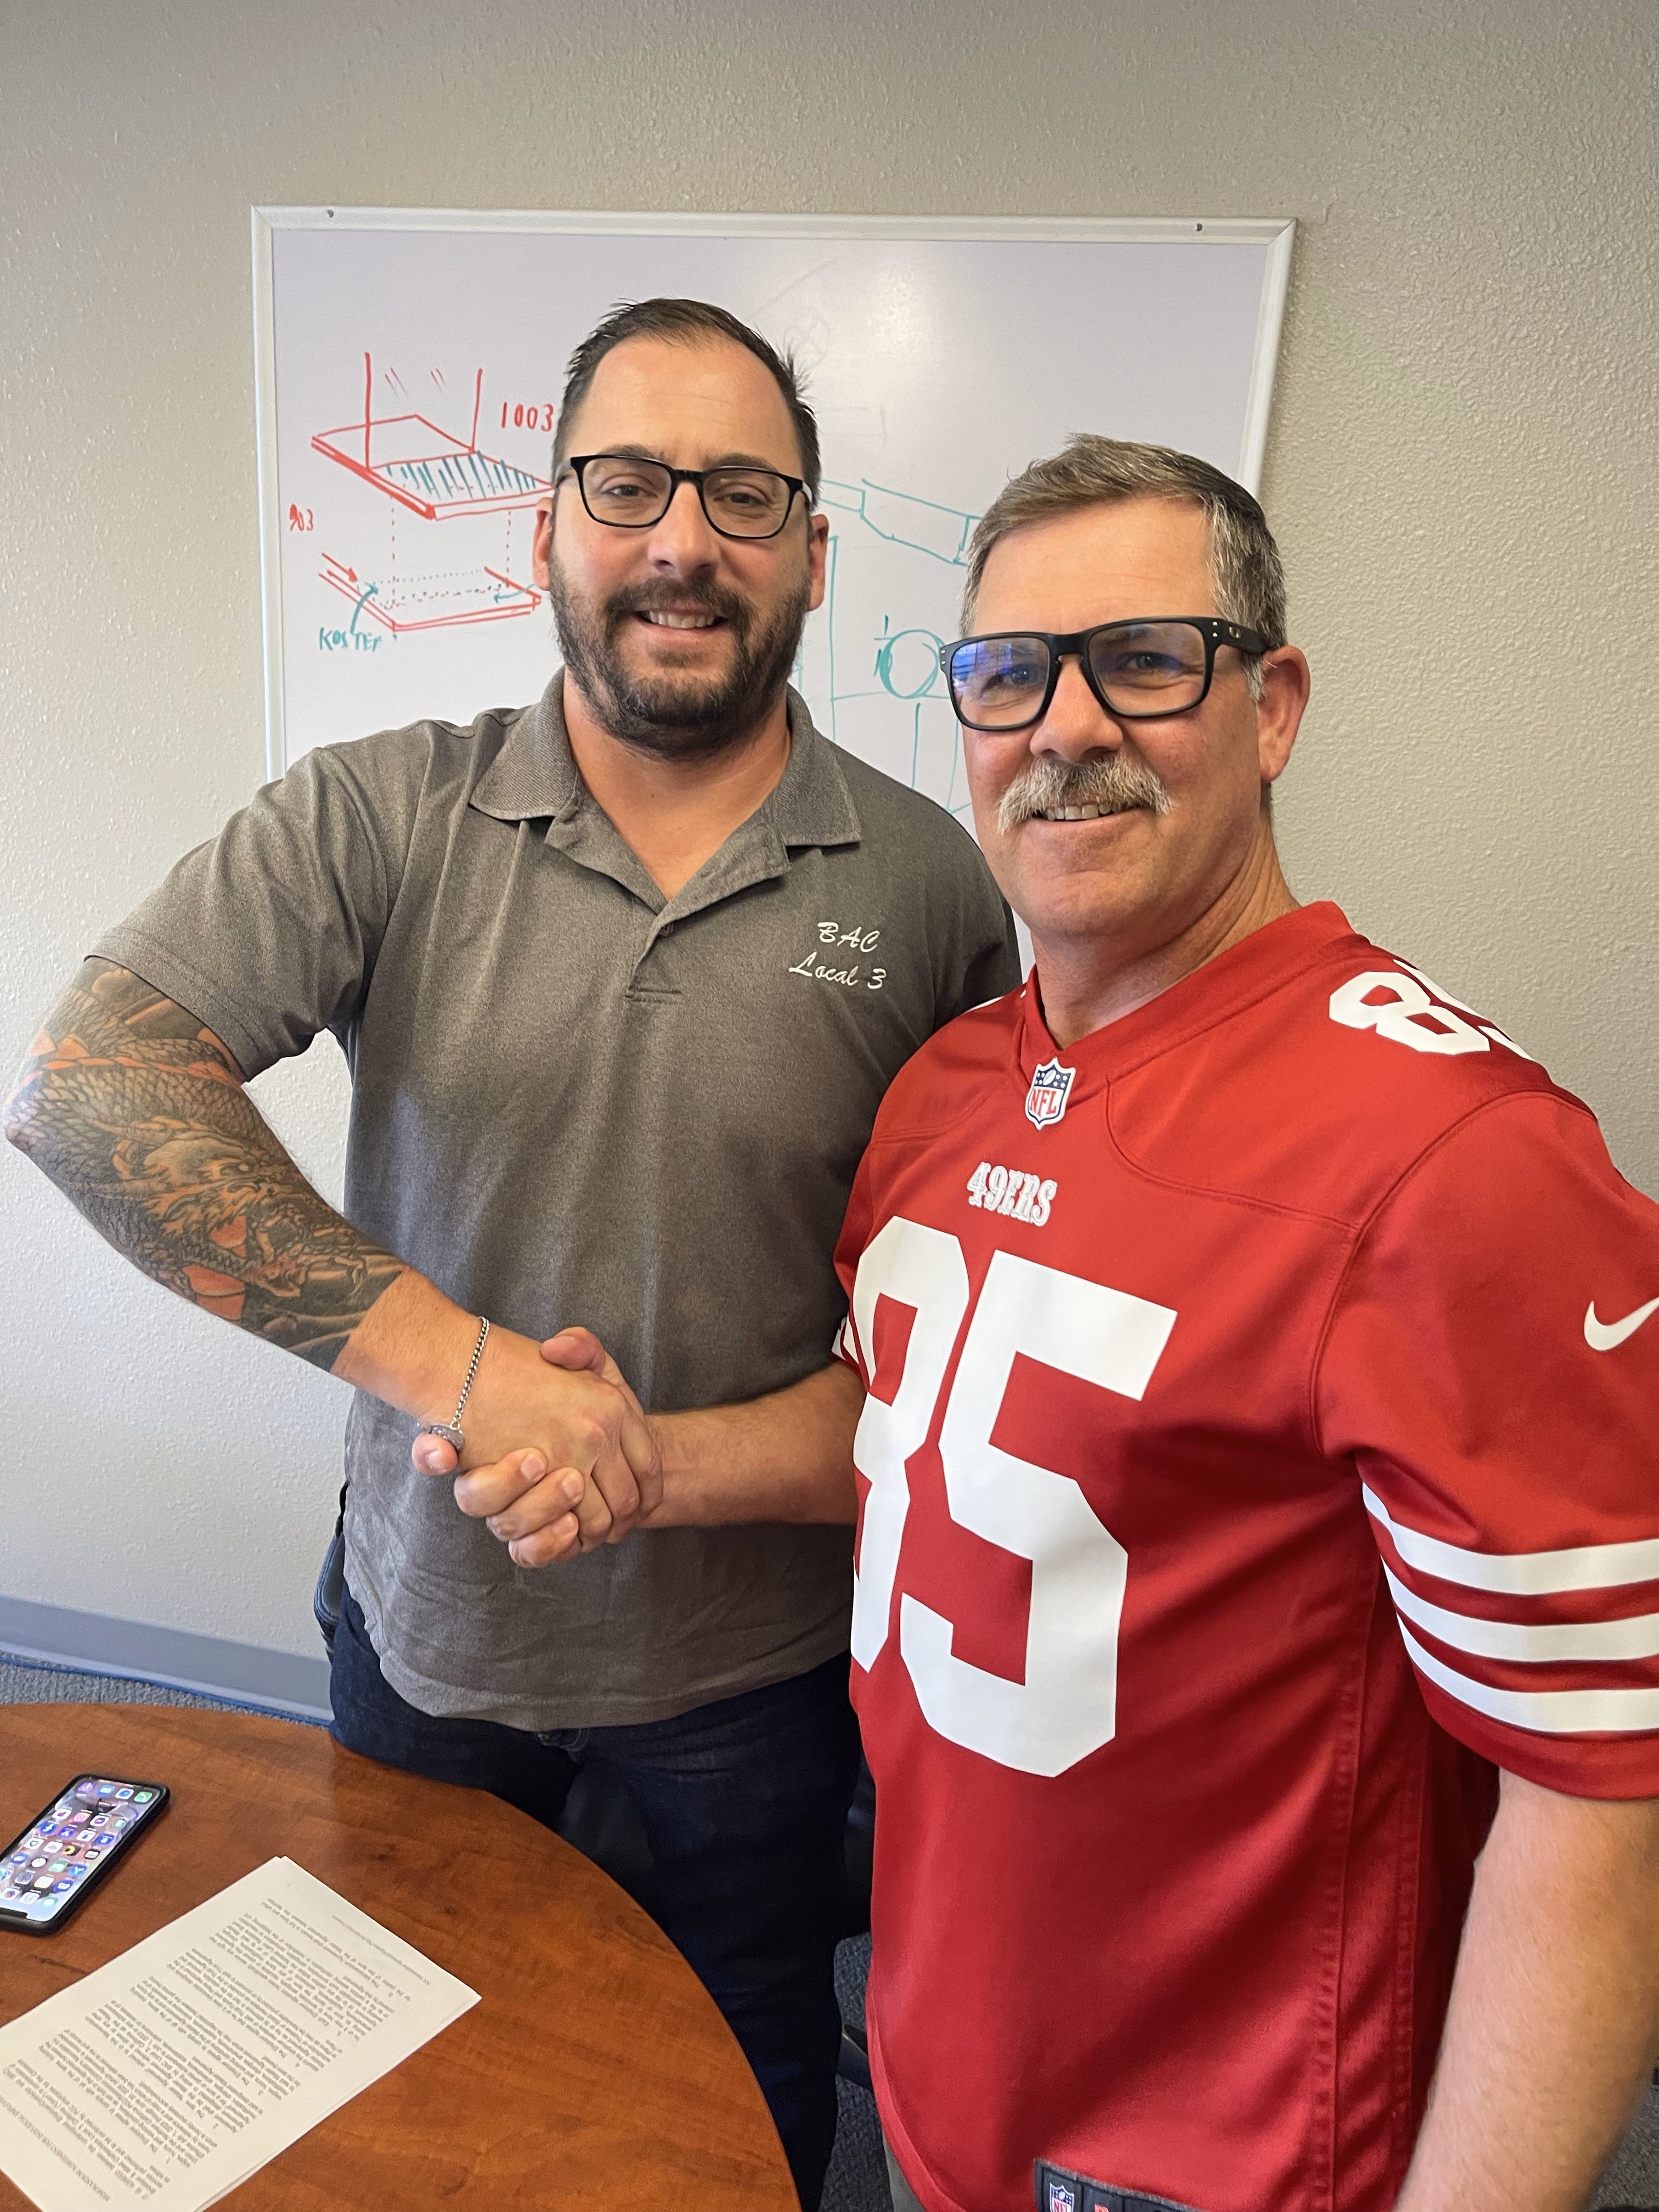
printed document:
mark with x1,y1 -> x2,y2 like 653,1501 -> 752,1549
0,1856 -> 478,2211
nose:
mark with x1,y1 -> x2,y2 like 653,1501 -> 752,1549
1030,654 -> 1123,761
642,478 -> 722,575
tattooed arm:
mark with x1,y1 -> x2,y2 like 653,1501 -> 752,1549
4,958 -> 404,1368
3,960 -> 659,1539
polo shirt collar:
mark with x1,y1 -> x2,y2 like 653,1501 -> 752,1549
469,677 -> 582,824
470,674 -> 862,917
765,694 -> 863,851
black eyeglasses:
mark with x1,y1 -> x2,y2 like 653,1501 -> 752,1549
941,618 -> 1266,730
561,453 -> 808,541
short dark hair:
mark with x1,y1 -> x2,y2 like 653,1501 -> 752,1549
552,297 -> 821,504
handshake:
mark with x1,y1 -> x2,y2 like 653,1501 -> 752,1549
409,1322 -> 661,1570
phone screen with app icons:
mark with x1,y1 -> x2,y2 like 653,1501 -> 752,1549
0,1775 -> 168,1930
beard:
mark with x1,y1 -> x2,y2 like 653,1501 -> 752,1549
548,554 -> 812,761
996,751 -> 1172,836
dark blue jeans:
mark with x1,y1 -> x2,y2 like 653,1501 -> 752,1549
330,1587 -> 856,2209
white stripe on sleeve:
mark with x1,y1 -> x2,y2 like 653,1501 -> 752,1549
1398,1626 -> 1659,1735
1384,1567 -> 1659,1663
1363,1487 -> 1659,1595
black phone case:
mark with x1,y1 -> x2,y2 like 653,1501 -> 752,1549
0,1774 -> 170,1935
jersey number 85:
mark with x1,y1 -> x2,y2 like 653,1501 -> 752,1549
849,1216 -> 1177,1778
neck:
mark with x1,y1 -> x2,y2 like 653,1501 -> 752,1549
1033,822 -> 1298,1048
560,676 -> 793,900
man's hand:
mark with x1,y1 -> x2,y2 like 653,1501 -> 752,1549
424,1331 -> 863,1561
410,1326 -> 661,1567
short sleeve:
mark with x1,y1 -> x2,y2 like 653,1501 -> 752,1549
91,736 -> 417,1080
1316,1093 -> 1659,1796
832,1146 -> 881,1383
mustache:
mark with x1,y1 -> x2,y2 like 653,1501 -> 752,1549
603,578 -> 750,631
997,753 -> 1172,836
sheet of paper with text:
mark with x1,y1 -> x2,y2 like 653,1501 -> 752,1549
0,1858 -> 477,2212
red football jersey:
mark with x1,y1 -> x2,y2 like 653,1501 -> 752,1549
833,901 -> 1659,2212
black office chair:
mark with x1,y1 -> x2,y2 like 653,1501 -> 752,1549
836,1755 -> 876,2089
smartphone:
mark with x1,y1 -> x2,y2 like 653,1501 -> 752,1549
0,1774 -> 170,1933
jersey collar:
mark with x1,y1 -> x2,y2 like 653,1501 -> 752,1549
1018,901 -> 1365,1094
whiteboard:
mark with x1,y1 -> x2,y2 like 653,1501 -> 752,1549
254,211 -> 1294,806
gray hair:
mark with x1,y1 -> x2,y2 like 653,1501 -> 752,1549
962,436 -> 1286,700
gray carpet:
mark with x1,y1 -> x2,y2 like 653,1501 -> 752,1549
5,1654 -> 1652,2209
831,1930 -> 890,2210
0,1651 -> 321,1720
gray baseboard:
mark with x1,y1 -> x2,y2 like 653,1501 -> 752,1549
0,1596 -> 331,1720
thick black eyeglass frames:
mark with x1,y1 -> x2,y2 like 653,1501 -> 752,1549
941,617 -> 1266,730
562,453 -> 809,541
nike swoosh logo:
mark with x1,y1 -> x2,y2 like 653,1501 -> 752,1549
1584,1296 -> 1659,1352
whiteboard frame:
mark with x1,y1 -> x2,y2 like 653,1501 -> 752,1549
251,208 -> 1295,783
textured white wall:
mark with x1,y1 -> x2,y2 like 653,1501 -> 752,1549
2,0 -> 1654,1656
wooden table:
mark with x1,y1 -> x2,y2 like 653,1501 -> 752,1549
0,1704 -> 797,2209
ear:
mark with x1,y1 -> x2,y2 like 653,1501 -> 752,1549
805,510 -> 830,613
532,496 -> 555,590
1255,646 -> 1311,787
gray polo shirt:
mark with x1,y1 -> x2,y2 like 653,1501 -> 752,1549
97,681 -> 1018,1728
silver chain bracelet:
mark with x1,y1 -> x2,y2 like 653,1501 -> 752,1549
415,1316 -> 490,1454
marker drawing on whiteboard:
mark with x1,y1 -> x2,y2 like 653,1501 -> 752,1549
311,353 -> 548,635
807,476 -> 979,819
319,551 -> 539,636
313,356 -> 545,521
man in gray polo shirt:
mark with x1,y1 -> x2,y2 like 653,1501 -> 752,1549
6,297 -> 1018,2205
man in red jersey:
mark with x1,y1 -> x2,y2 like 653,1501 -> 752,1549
448,438 -> 1659,2212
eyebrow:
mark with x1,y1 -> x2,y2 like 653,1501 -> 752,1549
590,442 -> 797,476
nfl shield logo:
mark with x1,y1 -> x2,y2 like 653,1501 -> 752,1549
1024,1057 -> 1076,1130
1046,2182 -> 1078,2212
